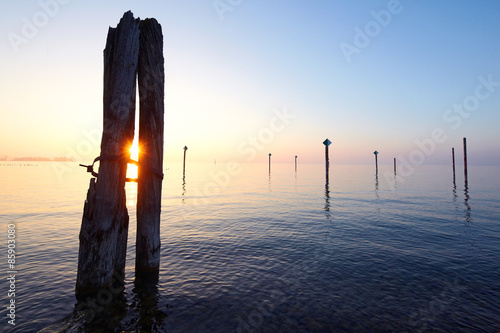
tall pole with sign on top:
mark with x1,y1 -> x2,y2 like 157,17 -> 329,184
268,153 -> 272,174
183,146 -> 188,178
374,151 -> 379,175
323,139 -> 331,183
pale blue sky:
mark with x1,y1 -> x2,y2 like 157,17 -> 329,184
1,0 -> 499,165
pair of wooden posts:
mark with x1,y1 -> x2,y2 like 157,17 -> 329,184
76,11 -> 164,295
451,137 -> 468,188
372,151 -> 397,175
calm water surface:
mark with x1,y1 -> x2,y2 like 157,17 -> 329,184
1,162 -> 499,332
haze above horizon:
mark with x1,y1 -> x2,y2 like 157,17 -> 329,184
1,1 -> 499,166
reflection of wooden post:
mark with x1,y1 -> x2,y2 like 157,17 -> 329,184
452,148 -> 456,187
463,138 -> 468,188
183,146 -> 188,178
76,11 -> 140,294
374,151 -> 379,174
136,18 -> 164,273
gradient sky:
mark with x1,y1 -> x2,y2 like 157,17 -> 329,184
1,0 -> 499,165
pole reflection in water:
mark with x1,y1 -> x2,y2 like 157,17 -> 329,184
374,172 -> 381,215
452,180 -> 474,248
268,171 -> 272,192
451,179 -> 472,224
463,186 -> 472,223
71,271 -> 128,331
132,270 -> 167,331
294,166 -> 297,191
182,175 -> 186,204
323,164 -> 335,230
324,176 -> 334,231
452,184 -> 458,216
324,179 -> 330,213
452,163 -> 459,218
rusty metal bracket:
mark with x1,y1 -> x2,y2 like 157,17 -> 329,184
79,155 -> 163,182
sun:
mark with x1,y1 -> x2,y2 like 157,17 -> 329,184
129,141 -> 140,160
127,141 -> 140,180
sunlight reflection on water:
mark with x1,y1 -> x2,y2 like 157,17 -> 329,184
1,162 -> 499,332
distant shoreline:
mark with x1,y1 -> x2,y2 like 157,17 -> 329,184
0,157 -> 73,162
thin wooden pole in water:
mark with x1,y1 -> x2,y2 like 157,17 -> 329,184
452,147 -> 456,187
374,151 -> 379,175
268,153 -> 272,174
136,17 -> 165,273
325,146 -> 329,179
394,158 -> 397,175
295,155 -> 297,173
183,146 -> 188,178
463,138 -> 468,188
323,139 -> 331,182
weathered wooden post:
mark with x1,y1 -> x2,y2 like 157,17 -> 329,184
295,155 -> 297,173
393,158 -> 396,175
136,18 -> 165,273
374,151 -> 379,174
323,139 -> 331,182
463,138 -> 468,188
452,147 -> 456,187
268,153 -> 272,174
183,146 -> 188,178
76,11 -> 140,294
